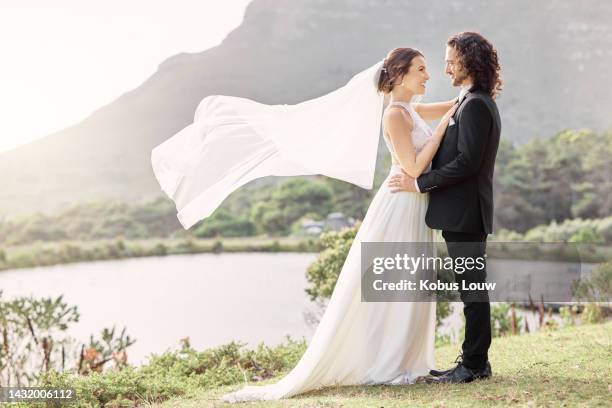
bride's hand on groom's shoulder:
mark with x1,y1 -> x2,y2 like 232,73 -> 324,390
440,104 -> 458,129
444,103 -> 459,121
388,171 -> 418,193
432,104 -> 458,142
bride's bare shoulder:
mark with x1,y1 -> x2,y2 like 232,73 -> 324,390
383,106 -> 414,129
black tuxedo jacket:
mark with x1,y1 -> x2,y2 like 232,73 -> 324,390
416,87 -> 501,234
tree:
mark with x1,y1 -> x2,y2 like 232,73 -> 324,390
194,208 -> 255,238
494,129 -> 612,232
250,178 -> 333,235
304,224 -> 452,327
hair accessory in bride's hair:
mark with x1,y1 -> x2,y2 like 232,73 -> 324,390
381,67 -> 387,73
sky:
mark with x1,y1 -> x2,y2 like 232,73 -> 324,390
0,0 -> 251,154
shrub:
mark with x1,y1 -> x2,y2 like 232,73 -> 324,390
38,337 -> 308,407
194,209 -> 255,238
305,224 -> 358,301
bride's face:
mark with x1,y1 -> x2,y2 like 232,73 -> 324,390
399,56 -> 430,95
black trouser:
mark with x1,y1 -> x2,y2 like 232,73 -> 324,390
442,230 -> 491,370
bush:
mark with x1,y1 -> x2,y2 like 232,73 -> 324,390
194,209 -> 255,238
572,260 -> 612,304
496,216 -> 612,243
305,224 -> 452,331
38,336 -> 308,407
490,303 -> 523,337
250,179 -> 333,236
305,224 -> 358,301
569,226 -> 605,243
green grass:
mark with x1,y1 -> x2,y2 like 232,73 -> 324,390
154,321 -> 611,408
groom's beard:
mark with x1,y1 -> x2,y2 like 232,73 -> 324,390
452,71 -> 468,87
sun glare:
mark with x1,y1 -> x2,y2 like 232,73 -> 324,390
0,0 -> 251,153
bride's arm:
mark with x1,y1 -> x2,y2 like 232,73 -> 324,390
412,98 -> 457,121
385,105 -> 458,178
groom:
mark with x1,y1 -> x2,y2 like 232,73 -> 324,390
389,32 -> 502,383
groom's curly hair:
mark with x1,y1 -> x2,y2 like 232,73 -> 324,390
448,32 -> 503,98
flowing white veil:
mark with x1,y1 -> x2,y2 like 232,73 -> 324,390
151,60 -> 385,229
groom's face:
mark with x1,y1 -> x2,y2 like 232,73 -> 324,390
445,45 -> 468,87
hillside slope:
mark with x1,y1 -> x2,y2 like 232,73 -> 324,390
2,0 -> 610,216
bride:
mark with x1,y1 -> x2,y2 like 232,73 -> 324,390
151,48 -> 457,402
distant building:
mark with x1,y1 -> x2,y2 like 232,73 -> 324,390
300,212 -> 356,235
301,219 -> 325,235
325,212 -> 354,231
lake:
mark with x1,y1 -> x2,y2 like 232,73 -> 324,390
0,253 -> 318,365
0,252 -> 584,365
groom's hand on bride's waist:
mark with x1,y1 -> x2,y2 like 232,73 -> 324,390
388,171 -> 419,193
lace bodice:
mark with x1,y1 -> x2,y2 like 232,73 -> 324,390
382,101 -> 433,162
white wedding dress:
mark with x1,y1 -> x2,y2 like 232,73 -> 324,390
222,100 -> 437,403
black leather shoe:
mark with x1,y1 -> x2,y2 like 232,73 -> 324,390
480,361 -> 492,378
429,365 -> 458,377
429,353 -> 464,377
426,361 -> 491,384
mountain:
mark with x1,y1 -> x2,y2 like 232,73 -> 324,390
1,0 -> 611,217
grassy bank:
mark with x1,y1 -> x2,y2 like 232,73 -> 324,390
158,321 -> 611,408
0,236 -> 319,271
2,235 -> 608,273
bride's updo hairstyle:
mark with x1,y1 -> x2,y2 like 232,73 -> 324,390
377,48 -> 424,94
